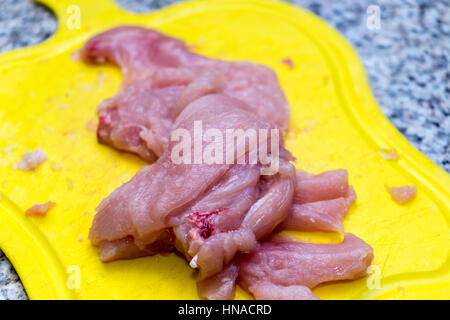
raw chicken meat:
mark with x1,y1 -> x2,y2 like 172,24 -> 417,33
99,232 -> 173,262
90,94 -> 296,280
378,148 -> 399,161
25,201 -> 55,217
197,264 -> 239,300
79,26 -> 289,161
14,148 -> 47,171
244,282 -> 319,300
281,58 -> 295,69
236,234 -> 373,300
81,26 -> 374,300
79,26 -> 210,84
95,69 -> 225,161
294,169 -> 350,204
198,233 -> 372,300
282,191 -> 355,232
280,170 -> 356,232
96,84 -> 185,161
386,185 -> 417,204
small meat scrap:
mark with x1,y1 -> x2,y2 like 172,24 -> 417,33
14,148 -> 47,170
281,58 -> 295,69
386,185 -> 417,204
51,162 -> 63,171
97,71 -> 106,87
378,148 -> 399,161
25,201 -> 55,217
85,118 -> 97,132
187,43 -> 201,50
70,50 -> 82,62
3,145 -> 15,153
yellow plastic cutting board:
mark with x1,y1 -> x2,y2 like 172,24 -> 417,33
0,0 -> 449,300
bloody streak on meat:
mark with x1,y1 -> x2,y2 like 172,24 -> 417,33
188,208 -> 229,239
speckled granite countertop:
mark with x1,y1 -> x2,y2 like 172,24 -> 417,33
0,0 -> 449,300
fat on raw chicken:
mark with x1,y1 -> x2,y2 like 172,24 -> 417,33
14,148 -> 47,171
386,185 -> 417,204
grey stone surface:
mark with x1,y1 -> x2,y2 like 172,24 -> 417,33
0,250 -> 27,300
0,0 -> 57,52
0,0 -> 448,299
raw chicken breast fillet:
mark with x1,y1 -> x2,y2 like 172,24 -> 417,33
80,26 -> 290,161
90,94 -> 296,280
81,26 -> 374,300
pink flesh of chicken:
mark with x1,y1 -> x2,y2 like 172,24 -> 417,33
90,94 -> 296,280
197,264 -> 239,300
79,26 -> 289,161
97,84 -> 184,161
283,191 -> 355,232
172,161 -> 295,280
386,185 -> 417,204
198,233 -> 372,300
25,201 -> 55,217
236,234 -> 373,299
247,282 -> 319,300
277,169 -> 356,233
81,26 -> 374,300
281,186 -> 356,233
197,265 -> 318,300
99,232 -> 173,262
294,169 -> 350,204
